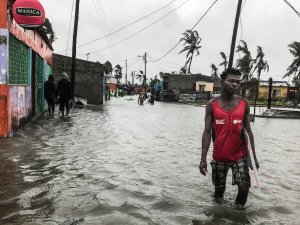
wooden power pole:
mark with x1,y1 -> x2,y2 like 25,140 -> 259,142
228,0 -> 243,69
71,0 -> 80,100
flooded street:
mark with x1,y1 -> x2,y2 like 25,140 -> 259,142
0,97 -> 300,225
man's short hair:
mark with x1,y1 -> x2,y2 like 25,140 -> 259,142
220,68 -> 241,81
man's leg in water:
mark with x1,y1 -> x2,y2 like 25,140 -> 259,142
211,161 -> 229,202
232,157 -> 251,207
235,181 -> 249,206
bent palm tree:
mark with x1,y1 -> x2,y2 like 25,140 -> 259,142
283,41 -> 300,104
236,40 -> 253,81
179,30 -> 201,74
210,63 -> 219,80
219,52 -> 228,72
252,46 -> 269,117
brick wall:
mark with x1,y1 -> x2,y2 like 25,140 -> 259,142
52,54 -> 104,104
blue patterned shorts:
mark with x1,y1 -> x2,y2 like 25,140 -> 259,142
210,156 -> 250,188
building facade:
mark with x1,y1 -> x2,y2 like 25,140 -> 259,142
52,54 -> 105,104
160,73 -> 214,102
240,80 -> 290,100
0,0 -> 53,138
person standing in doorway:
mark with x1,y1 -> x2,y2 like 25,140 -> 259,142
199,68 -> 259,207
44,74 -> 55,116
55,72 -> 72,118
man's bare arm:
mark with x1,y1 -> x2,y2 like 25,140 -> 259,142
243,101 -> 259,169
199,102 -> 213,176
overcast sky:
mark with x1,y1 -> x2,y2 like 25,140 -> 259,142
40,0 -> 300,83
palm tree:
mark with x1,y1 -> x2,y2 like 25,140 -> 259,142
114,64 -> 123,84
210,63 -> 219,80
219,52 -> 228,72
179,30 -> 202,74
135,70 -> 144,83
252,46 -> 269,117
236,40 -> 253,81
41,18 -> 56,43
283,41 -> 300,104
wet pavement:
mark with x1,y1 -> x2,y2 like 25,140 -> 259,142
0,97 -> 300,225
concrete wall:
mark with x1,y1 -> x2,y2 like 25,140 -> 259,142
52,54 -> 104,104
162,74 -> 214,93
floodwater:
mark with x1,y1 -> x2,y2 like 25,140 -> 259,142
0,97 -> 299,225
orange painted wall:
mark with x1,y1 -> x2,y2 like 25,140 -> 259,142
0,0 -> 7,28
0,85 -> 8,138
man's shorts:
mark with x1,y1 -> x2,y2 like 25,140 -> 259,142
210,156 -> 250,188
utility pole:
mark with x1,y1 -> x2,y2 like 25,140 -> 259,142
228,0 -> 243,69
125,59 -> 128,85
144,52 -> 147,90
138,52 -> 147,90
267,77 -> 273,109
86,53 -> 90,61
71,0 -> 80,100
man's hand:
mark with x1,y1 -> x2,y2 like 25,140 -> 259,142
248,156 -> 259,171
199,161 -> 208,176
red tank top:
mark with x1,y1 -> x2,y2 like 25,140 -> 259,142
211,98 -> 247,162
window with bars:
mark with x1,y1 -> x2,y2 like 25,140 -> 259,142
8,34 -> 30,85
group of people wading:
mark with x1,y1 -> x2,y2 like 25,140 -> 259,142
138,90 -> 155,105
44,72 -> 72,118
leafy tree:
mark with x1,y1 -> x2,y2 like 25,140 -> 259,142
210,63 -> 219,80
236,40 -> 253,81
135,70 -> 144,83
114,64 -> 123,84
219,52 -> 228,72
284,41 -> 300,104
179,30 -> 202,74
179,66 -> 187,75
104,61 -> 113,75
41,18 -> 56,43
252,46 -> 269,116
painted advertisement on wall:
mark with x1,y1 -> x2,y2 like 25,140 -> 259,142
0,28 -> 7,84
8,86 -> 31,130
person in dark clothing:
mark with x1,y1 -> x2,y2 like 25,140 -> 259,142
44,74 -> 55,116
55,72 -> 72,118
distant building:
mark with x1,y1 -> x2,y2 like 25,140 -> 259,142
160,73 -> 214,102
0,2 -> 53,138
240,80 -> 289,100
52,54 -> 105,104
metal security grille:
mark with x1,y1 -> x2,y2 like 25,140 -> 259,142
8,34 -> 30,85
36,55 -> 44,114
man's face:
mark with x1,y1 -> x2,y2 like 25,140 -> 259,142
222,74 -> 241,94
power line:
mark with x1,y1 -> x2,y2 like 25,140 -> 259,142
64,0 -> 75,70
283,0 -> 300,18
96,0 -> 122,60
152,0 -> 220,62
86,0 -> 191,55
56,0 -> 178,53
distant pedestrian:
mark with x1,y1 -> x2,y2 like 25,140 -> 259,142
55,72 -> 72,118
44,74 -> 55,116
138,92 -> 144,105
148,92 -> 155,104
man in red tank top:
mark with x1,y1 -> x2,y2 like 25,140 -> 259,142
199,68 -> 259,207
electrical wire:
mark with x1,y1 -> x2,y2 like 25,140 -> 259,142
63,0 -> 75,70
56,0 -> 178,53
152,0 -> 220,62
97,0 -> 122,60
84,0 -> 192,55
283,0 -> 300,18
